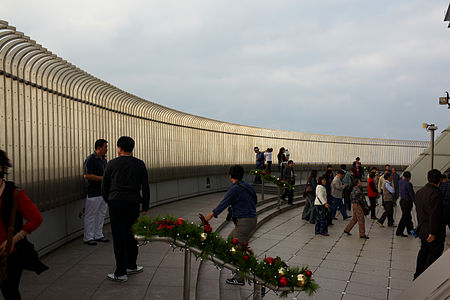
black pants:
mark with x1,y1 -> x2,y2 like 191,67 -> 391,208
378,202 -> 394,226
414,238 -> 444,280
0,251 -> 23,300
343,187 -> 351,211
109,202 -> 140,276
368,197 -> 377,218
396,199 -> 413,235
281,180 -> 294,204
267,161 -> 272,173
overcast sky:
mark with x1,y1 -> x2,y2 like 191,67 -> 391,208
3,1 -> 450,140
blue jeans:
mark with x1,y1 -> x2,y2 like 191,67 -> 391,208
331,197 -> 348,219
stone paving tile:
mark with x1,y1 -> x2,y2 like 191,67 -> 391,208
144,285 -> 183,299
314,267 -> 351,281
390,268 -> 414,281
389,277 -> 414,290
357,256 -> 391,267
320,259 -> 355,271
345,281 -> 388,299
312,277 -> 347,292
388,288 -> 404,299
342,293 -> 380,300
348,271 -> 388,287
353,263 -> 390,275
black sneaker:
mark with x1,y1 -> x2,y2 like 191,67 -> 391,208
344,216 -> 352,220
95,237 -> 110,243
84,240 -> 97,246
396,233 -> 408,237
226,278 -> 245,286
344,231 -> 352,236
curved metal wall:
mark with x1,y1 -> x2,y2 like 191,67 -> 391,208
0,20 -> 429,211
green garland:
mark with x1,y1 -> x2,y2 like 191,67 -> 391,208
250,169 -> 295,190
133,215 -> 319,297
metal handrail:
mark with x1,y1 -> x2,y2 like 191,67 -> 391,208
136,235 -> 303,300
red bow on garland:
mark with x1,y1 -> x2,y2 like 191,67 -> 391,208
156,219 -> 174,230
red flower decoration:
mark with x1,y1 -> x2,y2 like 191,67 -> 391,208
241,241 -> 248,249
232,238 -> 239,246
204,224 -> 213,234
306,270 -> 312,277
156,220 -> 174,230
279,276 -> 289,287
176,218 -> 185,226
266,257 -> 274,265
244,255 -> 249,261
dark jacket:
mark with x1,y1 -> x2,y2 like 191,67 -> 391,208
415,183 -> 446,240
282,166 -> 295,184
212,181 -> 257,219
101,156 -> 150,211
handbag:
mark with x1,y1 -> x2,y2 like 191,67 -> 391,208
0,189 -> 20,284
304,184 -> 314,194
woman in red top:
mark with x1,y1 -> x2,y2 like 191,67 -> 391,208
0,150 -> 43,299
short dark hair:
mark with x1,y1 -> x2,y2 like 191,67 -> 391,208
317,176 -> 325,185
356,157 -> 360,161
340,164 -> 346,170
384,173 -> 391,180
117,136 -> 135,152
385,164 -> 390,168
327,164 -> 332,169
0,150 -> 12,179
95,139 -> 108,150
370,167 -> 378,171
402,171 -> 411,179
229,165 -> 244,180
369,172 -> 375,179
427,169 -> 442,185
337,170 -> 345,175
442,174 -> 447,180
288,160 -> 293,165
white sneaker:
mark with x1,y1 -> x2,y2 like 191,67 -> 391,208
107,273 -> 128,282
127,266 -> 144,275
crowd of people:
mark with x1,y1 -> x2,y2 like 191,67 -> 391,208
253,149 -> 449,280
0,143 -> 448,297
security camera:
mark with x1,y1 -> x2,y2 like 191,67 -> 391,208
439,92 -> 449,108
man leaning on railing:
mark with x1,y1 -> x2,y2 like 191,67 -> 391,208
203,165 -> 257,286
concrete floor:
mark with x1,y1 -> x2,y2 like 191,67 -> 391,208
20,193 -> 450,300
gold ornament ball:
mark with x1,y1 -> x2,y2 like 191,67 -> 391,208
278,267 -> 285,276
297,274 -> 306,287
200,233 -> 207,241
231,247 -> 236,254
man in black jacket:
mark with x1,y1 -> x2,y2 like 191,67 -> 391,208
281,160 -> 295,205
413,169 -> 445,280
102,136 -> 150,282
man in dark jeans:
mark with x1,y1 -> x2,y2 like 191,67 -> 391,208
204,165 -> 257,285
254,147 -> 264,184
377,173 -> 395,227
102,136 -> 150,282
396,171 -> 415,237
281,160 -> 295,204
414,169 -> 445,280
